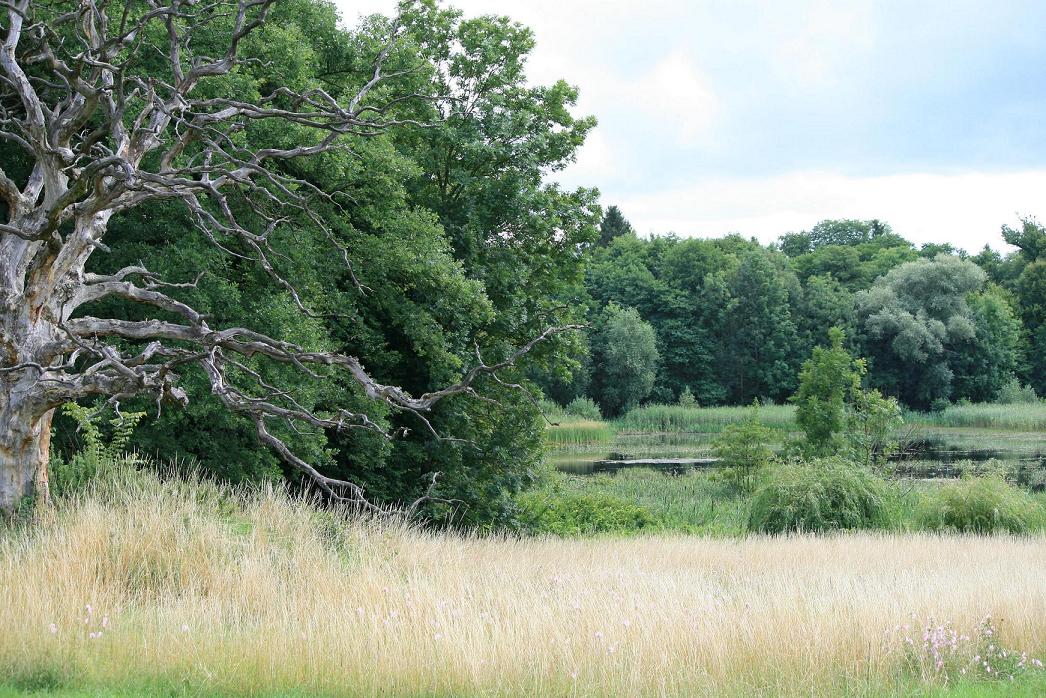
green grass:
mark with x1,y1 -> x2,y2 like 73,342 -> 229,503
531,465 -> 1046,536
613,404 -> 797,434
909,403 -> 1046,431
544,419 -> 615,447
541,468 -> 749,534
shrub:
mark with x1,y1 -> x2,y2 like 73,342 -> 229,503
748,458 -> 890,534
917,475 -> 1040,534
712,405 -> 775,493
518,490 -> 658,535
565,396 -> 602,420
929,397 -> 951,413
49,403 -> 146,498
678,387 -> 698,408
997,376 -> 1040,404
538,399 -> 567,421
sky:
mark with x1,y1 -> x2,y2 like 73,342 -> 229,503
337,0 -> 1046,251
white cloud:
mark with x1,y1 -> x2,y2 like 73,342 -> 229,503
332,1 -> 1046,252
614,170 -> 1046,250
642,53 -> 720,146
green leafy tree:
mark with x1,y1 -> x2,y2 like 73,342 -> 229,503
712,404 -> 775,493
857,255 -> 987,408
0,0 -> 598,525
847,388 -> 903,470
950,286 -> 1024,402
796,275 -> 858,355
589,304 -> 660,416
720,251 -> 802,403
792,327 -> 864,456
791,328 -> 903,467
807,219 -> 892,248
598,206 -> 636,246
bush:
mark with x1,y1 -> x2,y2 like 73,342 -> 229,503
748,458 -> 890,534
678,387 -> 698,408
564,396 -> 602,420
929,397 -> 951,413
997,376 -> 1040,404
917,475 -> 1040,534
712,405 -> 775,493
49,403 -> 146,498
518,490 -> 658,535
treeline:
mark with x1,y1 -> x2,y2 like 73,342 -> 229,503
538,213 -> 1045,414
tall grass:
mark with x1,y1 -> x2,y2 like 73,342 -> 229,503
2,465 -> 1046,696
544,419 -> 614,447
556,469 -> 749,534
909,402 -> 1046,430
614,404 -> 797,434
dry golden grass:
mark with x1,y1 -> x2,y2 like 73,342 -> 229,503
1,467 -> 1045,697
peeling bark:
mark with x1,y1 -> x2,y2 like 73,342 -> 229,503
0,394 -> 52,513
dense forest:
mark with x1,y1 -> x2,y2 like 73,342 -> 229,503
544,212 -> 1045,415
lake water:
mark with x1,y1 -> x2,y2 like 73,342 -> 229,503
549,429 -> 1046,482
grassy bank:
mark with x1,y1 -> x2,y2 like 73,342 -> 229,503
527,468 -> 1046,536
3,467 -> 1046,697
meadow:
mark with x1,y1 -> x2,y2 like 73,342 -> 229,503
2,466 -> 1046,698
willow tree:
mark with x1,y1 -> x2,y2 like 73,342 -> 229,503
0,0 -> 571,513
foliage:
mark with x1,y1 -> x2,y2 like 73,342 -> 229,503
748,459 -> 891,533
597,205 -> 635,247
792,327 -> 864,455
711,404 -> 775,493
857,254 -> 988,408
997,377 -> 1040,404
917,475 -> 1041,534
677,386 -> 698,408
846,388 -> 903,469
565,397 -> 602,420
518,489 -> 658,535
589,303 -> 660,416
719,251 -> 802,403
73,0 -> 599,527
531,469 -> 749,535
49,405 -> 146,499
789,328 -> 903,466
950,285 -> 1024,402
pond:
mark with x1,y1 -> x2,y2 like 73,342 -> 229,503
548,428 -> 1046,480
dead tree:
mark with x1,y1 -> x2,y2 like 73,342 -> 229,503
0,0 -> 572,513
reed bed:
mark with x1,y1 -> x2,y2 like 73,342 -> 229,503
544,419 -> 615,447
614,404 -> 797,434
909,403 -> 1046,431
2,467 -> 1045,697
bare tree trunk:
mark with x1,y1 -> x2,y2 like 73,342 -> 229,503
0,387 -> 52,514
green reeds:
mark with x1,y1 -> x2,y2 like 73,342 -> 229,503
909,402 -> 1046,430
544,419 -> 615,447
614,404 -> 796,434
